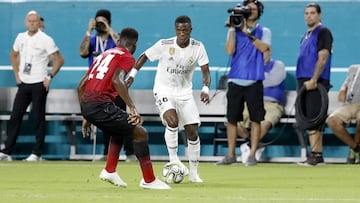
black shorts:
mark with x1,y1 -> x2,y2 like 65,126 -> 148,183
226,81 -> 265,124
81,102 -> 135,137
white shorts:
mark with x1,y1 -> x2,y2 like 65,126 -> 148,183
154,93 -> 201,129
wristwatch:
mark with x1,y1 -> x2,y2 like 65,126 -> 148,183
46,74 -> 53,80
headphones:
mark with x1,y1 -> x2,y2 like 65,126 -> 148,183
243,0 -> 264,19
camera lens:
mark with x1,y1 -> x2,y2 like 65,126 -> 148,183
95,21 -> 106,32
230,15 -> 244,28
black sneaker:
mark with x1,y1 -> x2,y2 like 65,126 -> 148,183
298,152 -> 325,166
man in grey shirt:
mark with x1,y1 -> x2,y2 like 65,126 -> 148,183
327,64 -> 360,163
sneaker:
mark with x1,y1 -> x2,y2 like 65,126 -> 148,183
99,169 -> 127,188
347,148 -> 360,164
172,161 -> 189,176
244,155 -> 257,166
255,146 -> 265,161
125,154 -> 137,163
189,173 -> 203,183
240,142 -> 251,164
140,178 -> 171,190
347,149 -> 357,164
215,155 -> 237,165
297,152 -> 325,166
0,152 -> 12,161
24,154 -> 43,161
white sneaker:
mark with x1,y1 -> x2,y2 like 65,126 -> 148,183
99,169 -> 127,188
255,146 -> 265,161
240,143 -> 250,164
24,154 -> 42,161
189,173 -> 203,183
0,152 -> 12,161
171,161 -> 189,176
139,178 -> 171,190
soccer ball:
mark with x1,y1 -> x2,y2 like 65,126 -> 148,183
162,162 -> 185,184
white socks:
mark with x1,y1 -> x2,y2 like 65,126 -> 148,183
165,126 -> 179,163
187,137 -> 200,174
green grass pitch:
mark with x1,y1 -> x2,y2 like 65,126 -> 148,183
0,161 -> 359,203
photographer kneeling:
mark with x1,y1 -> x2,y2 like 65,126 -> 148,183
223,0 -> 271,166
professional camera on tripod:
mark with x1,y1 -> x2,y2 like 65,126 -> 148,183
227,4 -> 252,29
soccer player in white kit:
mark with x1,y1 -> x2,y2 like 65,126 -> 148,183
127,15 -> 211,183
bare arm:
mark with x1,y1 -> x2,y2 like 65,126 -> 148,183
48,51 -> 64,77
312,49 -> 330,82
79,19 -> 95,57
108,27 -> 119,43
225,28 -> 236,55
43,51 -> 64,90
304,49 -> 330,90
79,35 -> 91,57
126,53 -> 148,87
200,64 -> 211,104
250,38 -> 270,53
338,88 -> 347,103
77,73 -> 90,138
77,73 -> 88,104
10,49 -> 21,84
113,68 -> 143,125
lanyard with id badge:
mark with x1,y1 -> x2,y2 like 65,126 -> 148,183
23,39 -> 34,75
93,36 -> 108,57
24,56 -> 33,75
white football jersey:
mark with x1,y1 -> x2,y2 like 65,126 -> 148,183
145,36 -> 209,98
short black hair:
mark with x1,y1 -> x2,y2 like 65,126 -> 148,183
95,9 -> 111,25
175,15 -> 191,25
119,27 -> 139,45
306,3 -> 321,14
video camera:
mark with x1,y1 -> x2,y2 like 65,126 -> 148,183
227,4 -> 251,29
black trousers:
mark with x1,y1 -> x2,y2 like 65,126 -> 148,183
2,82 -> 48,156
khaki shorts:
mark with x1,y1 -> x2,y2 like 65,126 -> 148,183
327,103 -> 360,124
239,101 -> 284,128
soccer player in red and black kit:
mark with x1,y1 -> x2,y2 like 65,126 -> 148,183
77,27 -> 170,190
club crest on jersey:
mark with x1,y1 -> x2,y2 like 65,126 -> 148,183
169,47 -> 175,55
188,56 -> 194,64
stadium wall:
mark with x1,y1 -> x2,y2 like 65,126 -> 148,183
0,0 -> 358,159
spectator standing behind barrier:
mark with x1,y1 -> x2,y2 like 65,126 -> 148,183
327,64 -> 360,164
0,11 -> 64,161
224,0 -> 271,166
216,58 -> 286,165
127,15 -> 211,183
78,9 -> 135,162
296,3 -> 333,166
78,28 -> 170,190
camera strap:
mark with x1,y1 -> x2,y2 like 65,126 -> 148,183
95,36 -> 108,54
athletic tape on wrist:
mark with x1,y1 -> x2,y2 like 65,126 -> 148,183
201,86 -> 209,94
129,69 -> 138,78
